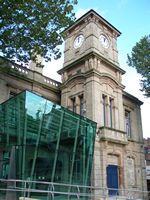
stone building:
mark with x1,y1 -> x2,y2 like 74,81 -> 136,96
144,138 -> 150,165
144,138 -> 150,195
0,9 -> 147,199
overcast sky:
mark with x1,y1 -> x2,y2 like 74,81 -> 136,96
43,0 -> 150,138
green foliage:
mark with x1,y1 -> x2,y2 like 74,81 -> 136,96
0,0 -> 77,66
127,35 -> 150,97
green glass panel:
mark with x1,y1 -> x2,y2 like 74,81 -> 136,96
0,90 -> 97,200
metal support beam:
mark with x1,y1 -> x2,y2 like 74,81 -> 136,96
5,104 -> 9,146
16,98 -> 22,181
68,119 -> 80,199
22,108 -> 27,181
27,101 -> 48,197
51,110 -> 64,183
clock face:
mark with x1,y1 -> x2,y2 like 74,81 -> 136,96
99,34 -> 109,48
74,34 -> 84,49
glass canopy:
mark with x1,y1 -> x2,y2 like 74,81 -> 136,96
0,90 -> 97,200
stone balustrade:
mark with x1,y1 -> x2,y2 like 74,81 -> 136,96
98,127 -> 128,144
9,62 -> 60,88
11,64 -> 29,75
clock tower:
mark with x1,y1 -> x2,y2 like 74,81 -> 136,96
58,9 -> 125,124
58,9 -> 127,192
62,9 -> 121,68
58,10 -> 127,194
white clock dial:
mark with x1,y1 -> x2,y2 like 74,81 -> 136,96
99,34 -> 109,48
74,34 -> 84,49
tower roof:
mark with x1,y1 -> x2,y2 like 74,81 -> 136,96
63,9 -> 121,38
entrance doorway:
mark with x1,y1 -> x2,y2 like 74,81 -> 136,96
107,165 -> 119,196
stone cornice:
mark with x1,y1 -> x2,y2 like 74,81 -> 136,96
123,91 -> 143,105
57,51 -> 125,75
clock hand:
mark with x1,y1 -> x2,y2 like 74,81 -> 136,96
78,37 -> 80,43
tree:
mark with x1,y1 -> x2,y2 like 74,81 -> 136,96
127,35 -> 150,97
0,0 -> 77,67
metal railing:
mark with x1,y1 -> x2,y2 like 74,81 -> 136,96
0,179 -> 149,200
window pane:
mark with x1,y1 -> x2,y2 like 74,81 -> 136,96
109,98 -> 113,128
102,94 -> 107,126
125,110 -> 131,137
79,95 -> 84,116
71,97 -> 76,112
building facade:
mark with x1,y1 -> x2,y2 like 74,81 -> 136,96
0,9 -> 147,199
144,138 -> 150,195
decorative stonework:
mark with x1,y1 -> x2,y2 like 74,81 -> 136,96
127,157 -> 136,186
